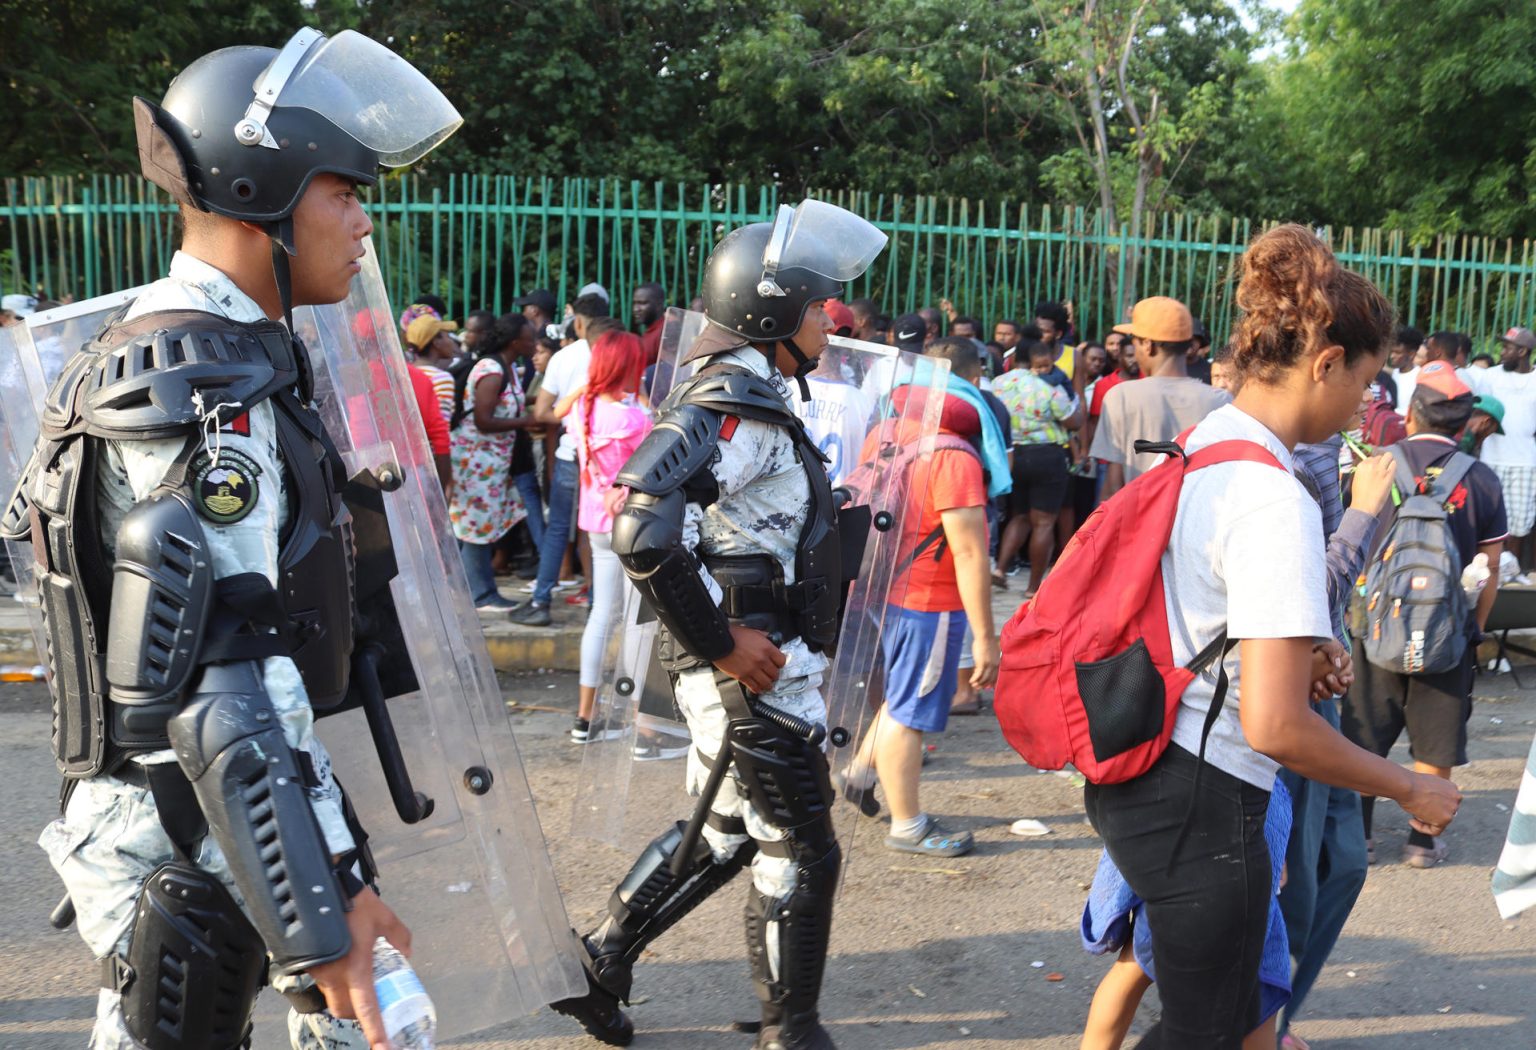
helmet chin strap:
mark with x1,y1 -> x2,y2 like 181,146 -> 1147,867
781,336 -> 817,401
266,217 -> 298,332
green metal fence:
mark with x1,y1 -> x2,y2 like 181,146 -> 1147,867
5,174 -> 1536,347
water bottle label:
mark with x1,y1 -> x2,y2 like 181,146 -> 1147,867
377,968 -> 428,1030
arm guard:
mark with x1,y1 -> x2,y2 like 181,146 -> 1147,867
612,488 -> 734,664
612,403 -> 734,664
167,658 -> 351,974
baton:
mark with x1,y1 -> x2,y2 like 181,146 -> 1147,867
50,894 -> 75,930
670,734 -> 735,878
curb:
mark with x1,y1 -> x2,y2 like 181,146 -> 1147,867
0,620 -> 586,675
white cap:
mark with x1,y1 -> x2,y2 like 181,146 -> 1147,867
577,282 -> 610,306
2,294 -> 38,318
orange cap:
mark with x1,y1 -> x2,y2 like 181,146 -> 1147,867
1113,296 -> 1194,342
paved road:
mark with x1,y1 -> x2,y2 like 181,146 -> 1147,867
1,665 -> 1532,1049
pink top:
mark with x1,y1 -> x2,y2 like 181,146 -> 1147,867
573,396 -> 653,533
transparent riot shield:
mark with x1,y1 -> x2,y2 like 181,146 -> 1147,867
0,291 -> 145,650
285,240 -> 584,1030
4,249 -> 584,1038
571,307 -> 949,852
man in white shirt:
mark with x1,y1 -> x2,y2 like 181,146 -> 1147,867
1461,326 -> 1536,568
1390,324 -> 1422,411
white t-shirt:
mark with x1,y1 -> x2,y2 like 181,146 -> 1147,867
1393,366 -> 1419,415
795,376 -> 876,486
1461,366 -> 1536,467
1163,404 -> 1333,789
542,339 -> 591,461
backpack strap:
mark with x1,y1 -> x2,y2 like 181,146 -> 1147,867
1429,449 -> 1477,502
1184,439 -> 1287,475
1168,629 -> 1240,873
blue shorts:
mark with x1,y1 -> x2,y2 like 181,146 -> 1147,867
880,606 -> 969,733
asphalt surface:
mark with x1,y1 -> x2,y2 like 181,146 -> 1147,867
1,666 -> 1533,1049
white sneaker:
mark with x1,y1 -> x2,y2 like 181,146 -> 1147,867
633,738 -> 690,762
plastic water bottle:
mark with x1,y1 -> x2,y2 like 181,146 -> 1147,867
1461,552 -> 1492,602
372,937 -> 436,1049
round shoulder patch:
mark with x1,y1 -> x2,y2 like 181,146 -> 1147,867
190,449 -> 263,525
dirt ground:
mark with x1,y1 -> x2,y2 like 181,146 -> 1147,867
1,665 -> 1532,1049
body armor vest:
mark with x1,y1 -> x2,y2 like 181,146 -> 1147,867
2,309 -> 357,778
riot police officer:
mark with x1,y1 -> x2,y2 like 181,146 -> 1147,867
552,201 -> 887,1050
5,29 -> 460,1050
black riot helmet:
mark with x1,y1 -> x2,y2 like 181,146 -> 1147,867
134,28 -> 461,319
699,200 -> 887,396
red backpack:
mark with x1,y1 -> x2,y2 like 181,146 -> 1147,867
994,436 -> 1288,784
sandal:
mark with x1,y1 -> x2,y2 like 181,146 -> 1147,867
949,697 -> 984,716
884,816 -> 974,858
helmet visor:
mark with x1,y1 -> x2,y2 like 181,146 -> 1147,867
272,30 -> 462,167
767,199 -> 888,283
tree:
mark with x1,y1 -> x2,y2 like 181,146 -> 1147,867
1029,0 -> 1254,303
0,1 -> 361,176
1271,0 -> 1536,240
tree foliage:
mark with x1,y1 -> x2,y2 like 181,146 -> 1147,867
5,0 -> 1536,240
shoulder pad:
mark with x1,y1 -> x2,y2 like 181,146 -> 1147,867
616,402 -> 722,497
668,366 -> 795,427
69,310 -> 302,440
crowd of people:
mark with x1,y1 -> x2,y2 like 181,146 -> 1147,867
387,232 -> 1536,1049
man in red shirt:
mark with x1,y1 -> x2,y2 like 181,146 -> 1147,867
632,282 -> 666,366
837,339 -> 999,858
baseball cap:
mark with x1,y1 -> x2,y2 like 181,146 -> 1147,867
1409,360 -> 1474,429
1473,394 -> 1506,434
892,312 -> 927,351
513,289 -> 558,317
1499,326 -> 1536,350
823,299 -> 855,335
1112,296 -> 1194,342
577,282 -> 610,306
405,314 -> 458,351
2,294 -> 39,318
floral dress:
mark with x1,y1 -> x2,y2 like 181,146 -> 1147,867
448,356 -> 527,543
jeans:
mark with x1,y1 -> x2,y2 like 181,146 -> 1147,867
532,455 -> 579,606
1084,745 -> 1271,1049
513,469 -> 546,551
1277,698 -> 1369,1033
459,539 -> 500,605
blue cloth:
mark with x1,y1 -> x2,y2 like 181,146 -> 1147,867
532,455 -> 579,606
903,359 -> 1012,498
458,538 -> 500,605
513,469 -> 546,550
1082,776 -> 1295,1026
879,606 -> 968,733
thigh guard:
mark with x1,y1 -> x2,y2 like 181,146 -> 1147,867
728,715 -> 837,842
111,862 -> 266,1050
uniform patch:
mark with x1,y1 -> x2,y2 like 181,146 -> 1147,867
219,412 -> 251,436
720,415 -> 740,441
191,449 -> 262,524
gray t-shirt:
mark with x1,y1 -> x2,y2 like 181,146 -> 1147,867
1164,404 -> 1333,789
1090,375 -> 1230,480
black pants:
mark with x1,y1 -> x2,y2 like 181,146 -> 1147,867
1084,745 -> 1271,1049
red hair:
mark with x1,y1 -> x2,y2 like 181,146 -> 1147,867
581,331 -> 645,464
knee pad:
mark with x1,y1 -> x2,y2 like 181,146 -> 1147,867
115,862 -> 266,1050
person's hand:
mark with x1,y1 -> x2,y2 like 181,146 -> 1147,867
939,297 -> 955,320
1399,773 -> 1461,837
970,635 -> 1000,689
714,625 -> 786,694
1349,453 -> 1396,515
1309,640 -> 1353,701
604,486 -> 629,520
307,888 -> 412,1050
1064,299 -> 1076,325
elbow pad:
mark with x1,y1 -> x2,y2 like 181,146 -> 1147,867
612,488 -> 733,664
168,660 -> 350,974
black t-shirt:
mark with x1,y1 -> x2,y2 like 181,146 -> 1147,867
1386,435 -> 1509,566
981,389 -> 1012,445
1186,357 -> 1212,385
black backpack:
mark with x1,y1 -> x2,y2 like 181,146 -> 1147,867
448,353 -> 510,430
